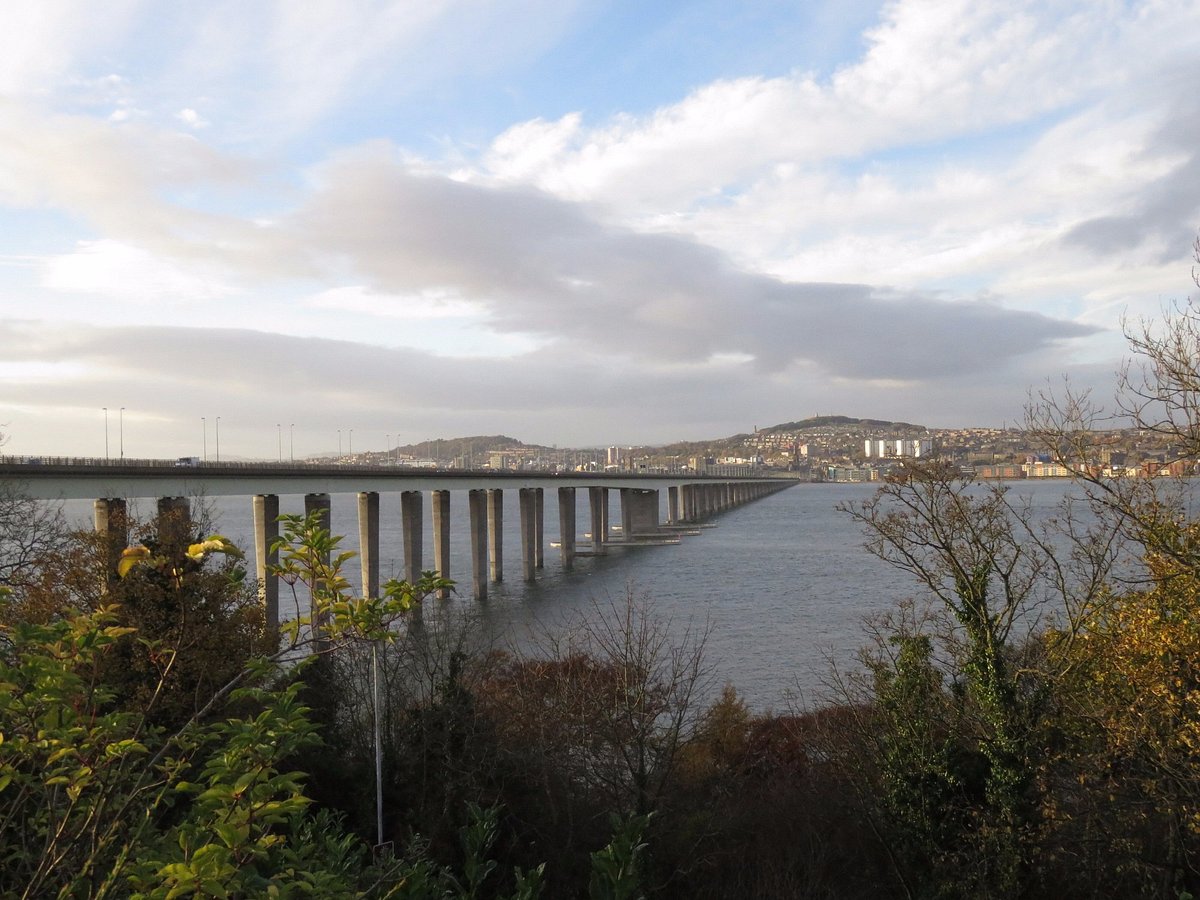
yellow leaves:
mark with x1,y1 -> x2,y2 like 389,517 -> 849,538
117,545 -> 151,578
1058,561 -> 1200,831
118,535 -> 244,585
185,535 -> 242,563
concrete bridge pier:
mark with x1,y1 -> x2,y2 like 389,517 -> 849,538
667,485 -> 680,525
432,489 -> 451,599
558,487 -> 576,571
589,486 -> 608,555
252,494 -> 280,631
304,492 -> 332,643
519,487 -> 537,581
94,497 -> 128,585
620,488 -> 660,540
156,496 -> 191,547
358,492 -> 379,599
487,489 -> 503,582
468,489 -> 488,601
303,493 -> 331,550
401,491 -> 423,586
535,487 -> 544,570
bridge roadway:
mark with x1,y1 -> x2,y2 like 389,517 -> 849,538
1,459 -> 794,625
0,459 -> 775,500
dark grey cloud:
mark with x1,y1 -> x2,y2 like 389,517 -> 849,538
1061,63 -> 1200,263
0,317 -> 1103,458
287,154 -> 1094,382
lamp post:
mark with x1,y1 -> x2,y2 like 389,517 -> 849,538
386,433 -> 391,466
102,407 -> 109,461
119,407 -> 124,460
338,430 -> 342,457
349,429 -> 353,458
277,424 -> 282,463
201,417 -> 207,461
215,417 -> 221,463
290,424 -> 294,463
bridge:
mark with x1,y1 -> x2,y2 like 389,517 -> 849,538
0,459 -> 794,627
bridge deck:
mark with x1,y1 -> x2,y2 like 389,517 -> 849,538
0,460 -> 794,500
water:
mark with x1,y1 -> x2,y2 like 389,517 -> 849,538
56,480 -> 1090,712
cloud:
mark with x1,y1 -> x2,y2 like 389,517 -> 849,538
176,107 -> 209,129
2,0 -> 1195,459
0,316 -> 1111,459
41,239 -> 235,302
480,0 -> 1188,212
0,102 -> 255,238
148,0 -> 588,141
0,1 -> 141,96
1060,72 -> 1200,263
283,150 -> 1094,380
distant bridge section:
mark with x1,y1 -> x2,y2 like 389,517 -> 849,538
1,457 -> 793,625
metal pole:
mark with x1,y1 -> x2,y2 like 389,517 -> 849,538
338,430 -> 342,457
349,429 -> 353,458
102,407 -> 109,460
372,641 -> 384,847
215,417 -> 220,463
290,424 -> 294,462
277,424 -> 281,462
202,417 -> 206,461
119,407 -> 124,460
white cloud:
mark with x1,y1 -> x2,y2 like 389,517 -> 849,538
306,285 -> 484,320
0,1 -> 141,96
41,239 -> 234,302
176,107 -> 209,128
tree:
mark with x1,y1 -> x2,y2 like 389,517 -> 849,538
1027,236 -> 1200,567
836,462 -> 1117,898
1022,237 -> 1200,894
0,478 -> 67,593
475,590 -> 711,895
0,511 -> 450,896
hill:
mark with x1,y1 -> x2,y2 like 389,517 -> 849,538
757,415 -> 926,434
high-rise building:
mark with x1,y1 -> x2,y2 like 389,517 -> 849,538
864,437 -> 934,458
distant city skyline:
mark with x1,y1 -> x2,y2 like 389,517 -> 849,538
1,1 -> 1198,459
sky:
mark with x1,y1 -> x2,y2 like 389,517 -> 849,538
1,0 -> 1199,460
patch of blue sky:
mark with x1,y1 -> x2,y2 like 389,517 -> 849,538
0,210 -> 92,258
312,0 -> 886,160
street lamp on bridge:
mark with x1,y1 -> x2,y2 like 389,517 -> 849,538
102,408 -> 109,461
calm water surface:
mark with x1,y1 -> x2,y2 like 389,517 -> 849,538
58,480 -> 1088,711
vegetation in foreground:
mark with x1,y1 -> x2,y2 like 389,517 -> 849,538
5,252 -> 1200,898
